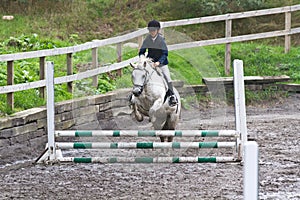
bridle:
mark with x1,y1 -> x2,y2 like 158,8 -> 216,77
132,62 -> 156,94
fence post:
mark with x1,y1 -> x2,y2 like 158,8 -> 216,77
67,53 -> 73,93
285,10 -> 291,53
92,47 -> 98,87
225,19 -> 232,75
116,43 -> 122,76
39,56 -> 46,98
7,61 -> 14,110
138,36 -> 143,51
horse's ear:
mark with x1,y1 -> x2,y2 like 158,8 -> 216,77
140,54 -> 146,60
130,63 -> 136,68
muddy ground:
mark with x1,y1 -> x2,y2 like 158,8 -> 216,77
0,93 -> 299,200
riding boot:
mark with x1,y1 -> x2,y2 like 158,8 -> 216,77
167,82 -> 178,106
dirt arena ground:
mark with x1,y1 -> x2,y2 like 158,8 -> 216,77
0,93 -> 299,199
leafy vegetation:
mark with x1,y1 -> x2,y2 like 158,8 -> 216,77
0,0 -> 300,116
1,0 -> 299,41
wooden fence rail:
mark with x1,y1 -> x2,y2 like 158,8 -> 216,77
1,5 -> 300,110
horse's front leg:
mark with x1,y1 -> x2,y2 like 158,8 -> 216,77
132,103 -> 143,122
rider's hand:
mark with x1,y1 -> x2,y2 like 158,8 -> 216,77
154,62 -> 160,67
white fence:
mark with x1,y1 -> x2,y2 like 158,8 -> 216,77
1,5 -> 300,109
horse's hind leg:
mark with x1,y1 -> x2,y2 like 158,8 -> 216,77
160,124 -> 173,142
161,114 -> 180,142
167,136 -> 173,142
160,136 -> 165,142
159,136 -> 172,142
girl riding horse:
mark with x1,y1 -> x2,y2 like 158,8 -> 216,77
138,20 -> 178,106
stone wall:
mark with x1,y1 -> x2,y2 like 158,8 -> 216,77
0,88 -> 132,148
0,87 -> 136,164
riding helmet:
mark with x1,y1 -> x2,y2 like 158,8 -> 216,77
148,20 -> 161,31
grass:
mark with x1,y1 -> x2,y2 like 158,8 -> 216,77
205,43 -> 300,83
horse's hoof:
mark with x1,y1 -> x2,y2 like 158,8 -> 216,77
167,136 -> 173,142
136,116 -> 143,122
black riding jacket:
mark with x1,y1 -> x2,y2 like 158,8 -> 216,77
138,34 -> 168,65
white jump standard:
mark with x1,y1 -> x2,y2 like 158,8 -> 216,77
36,59 -> 248,164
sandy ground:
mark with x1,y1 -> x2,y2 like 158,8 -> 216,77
0,93 -> 299,200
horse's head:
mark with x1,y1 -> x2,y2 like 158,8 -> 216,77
130,57 -> 152,97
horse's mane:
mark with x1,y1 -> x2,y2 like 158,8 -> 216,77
137,55 -> 153,69
139,55 -> 151,62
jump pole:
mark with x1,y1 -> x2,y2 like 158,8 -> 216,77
59,156 -> 236,163
56,141 -> 236,149
55,130 -> 239,137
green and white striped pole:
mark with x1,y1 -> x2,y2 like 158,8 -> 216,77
55,130 -> 238,138
59,156 -> 236,163
56,141 -> 236,149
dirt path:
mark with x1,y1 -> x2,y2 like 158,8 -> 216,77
0,94 -> 299,200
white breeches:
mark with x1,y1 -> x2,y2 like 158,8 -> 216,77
159,65 -> 172,83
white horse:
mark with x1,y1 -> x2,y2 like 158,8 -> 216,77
129,56 -> 181,142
